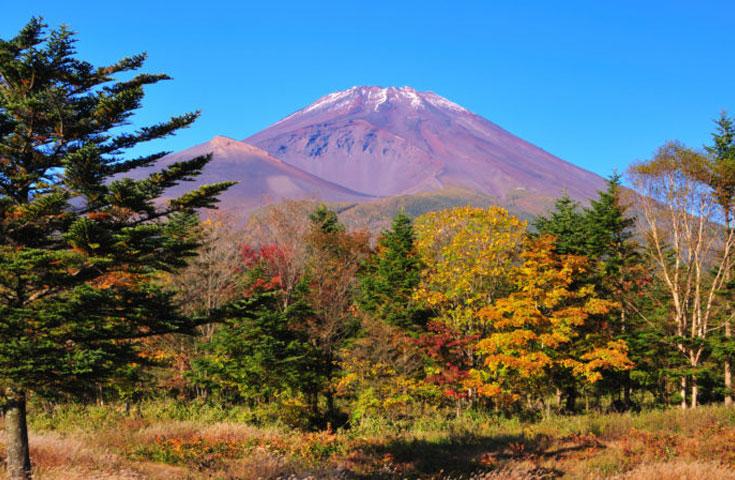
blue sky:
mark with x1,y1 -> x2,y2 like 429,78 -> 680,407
2,1 -> 734,178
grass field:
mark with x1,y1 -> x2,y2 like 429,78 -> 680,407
2,402 -> 735,479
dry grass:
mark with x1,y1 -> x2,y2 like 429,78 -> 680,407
611,461 -> 735,480
1,404 -> 734,479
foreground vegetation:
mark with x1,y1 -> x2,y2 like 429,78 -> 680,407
0,402 -> 734,479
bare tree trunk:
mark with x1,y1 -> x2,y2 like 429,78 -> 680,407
726,318 -> 733,406
691,377 -> 698,409
680,377 -> 687,410
4,390 -> 32,480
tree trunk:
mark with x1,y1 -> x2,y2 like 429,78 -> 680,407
726,318 -> 733,406
680,377 -> 687,410
691,379 -> 698,409
564,386 -> 577,414
4,391 -> 32,480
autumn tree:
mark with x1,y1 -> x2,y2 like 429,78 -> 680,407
0,19 -> 232,479
146,213 -> 245,397
629,142 -> 735,408
303,205 -> 370,419
243,200 -> 315,309
170,213 -> 243,323
474,236 -> 632,412
337,316 -> 433,422
414,206 -> 526,335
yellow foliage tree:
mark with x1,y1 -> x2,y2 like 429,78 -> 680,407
473,235 -> 633,402
414,206 -> 527,334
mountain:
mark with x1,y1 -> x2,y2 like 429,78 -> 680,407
245,86 -> 607,207
127,136 -> 371,211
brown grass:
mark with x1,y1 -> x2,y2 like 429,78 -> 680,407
1,404 -> 734,479
611,461 -> 735,480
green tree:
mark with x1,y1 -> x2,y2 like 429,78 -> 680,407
309,203 -> 345,234
705,112 -> 735,406
0,19 -> 232,478
533,194 -> 587,255
584,175 -> 644,408
358,211 -> 427,331
191,284 -> 322,413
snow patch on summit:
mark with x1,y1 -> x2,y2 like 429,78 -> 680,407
271,86 -> 471,127
302,87 -> 357,114
423,92 -> 468,113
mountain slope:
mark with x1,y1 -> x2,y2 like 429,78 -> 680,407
246,86 -> 606,202
127,136 -> 371,211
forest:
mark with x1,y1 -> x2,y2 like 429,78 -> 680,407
3,17 -> 735,480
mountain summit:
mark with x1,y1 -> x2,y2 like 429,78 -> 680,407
246,86 -> 606,203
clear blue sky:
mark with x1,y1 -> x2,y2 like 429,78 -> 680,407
2,1 -> 734,177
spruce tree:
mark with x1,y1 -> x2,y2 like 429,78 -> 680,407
358,211 -> 427,331
584,175 -> 642,408
585,174 -> 637,279
0,19 -> 232,478
309,203 -> 345,234
705,113 -> 735,406
533,194 -> 588,255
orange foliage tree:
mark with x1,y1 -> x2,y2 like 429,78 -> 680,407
473,235 -> 633,407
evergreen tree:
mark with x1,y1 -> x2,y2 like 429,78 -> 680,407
0,19 -> 232,478
358,211 -> 427,331
309,203 -> 345,234
705,112 -> 735,406
705,113 -> 735,221
191,284 -> 323,416
584,174 -> 637,269
584,175 -> 644,408
533,194 -> 588,255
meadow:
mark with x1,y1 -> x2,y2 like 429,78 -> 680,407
3,402 -> 735,479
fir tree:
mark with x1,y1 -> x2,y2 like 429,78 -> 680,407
0,19 -> 232,478
358,211 -> 427,331
309,203 -> 345,234
705,112 -> 735,406
584,175 -> 639,291
533,194 -> 588,255
584,175 -> 643,408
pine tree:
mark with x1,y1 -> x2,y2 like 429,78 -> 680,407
358,211 -> 427,331
0,19 -> 233,478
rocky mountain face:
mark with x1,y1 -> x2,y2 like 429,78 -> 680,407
135,86 -> 606,220
246,86 -> 606,202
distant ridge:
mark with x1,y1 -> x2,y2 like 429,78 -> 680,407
126,136 -> 371,212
